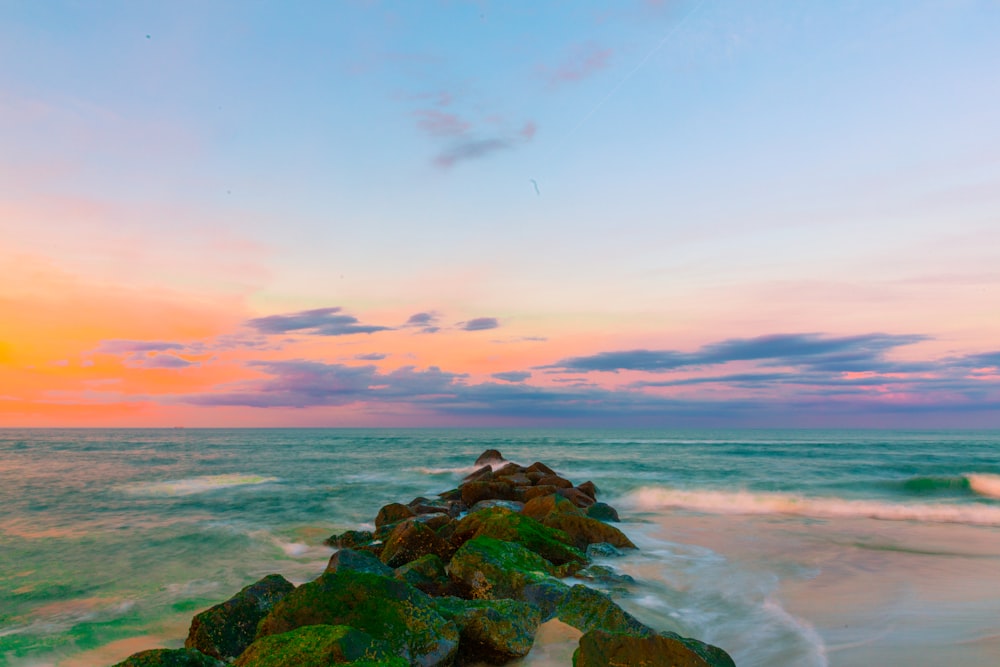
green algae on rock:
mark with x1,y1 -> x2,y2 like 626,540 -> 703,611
573,628 -> 737,667
184,574 -> 295,661
256,570 -> 459,667
112,648 -> 224,667
233,624 -> 406,667
447,536 -> 559,600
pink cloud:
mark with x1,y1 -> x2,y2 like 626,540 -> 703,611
520,121 -> 537,141
543,43 -> 613,88
413,109 -> 470,137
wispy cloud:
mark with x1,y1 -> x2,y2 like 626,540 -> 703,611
492,371 -> 531,383
247,307 -> 391,337
125,353 -> 198,369
355,352 -> 387,361
96,340 -> 186,354
541,42 -> 613,89
413,109 -> 470,137
434,139 -> 511,169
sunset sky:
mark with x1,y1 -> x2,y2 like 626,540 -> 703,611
2,0 -> 999,427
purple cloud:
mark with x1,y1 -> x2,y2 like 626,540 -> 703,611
413,109 -> 470,137
247,307 -> 391,337
126,353 -> 198,369
97,340 -> 185,354
492,371 -> 532,383
355,353 -> 387,361
461,317 -> 500,331
434,138 -> 511,168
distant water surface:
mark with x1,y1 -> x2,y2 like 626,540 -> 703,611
1,429 -> 999,666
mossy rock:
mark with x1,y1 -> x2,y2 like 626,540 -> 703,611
540,514 -> 636,551
573,628 -> 736,667
376,502 -> 416,529
184,574 -> 295,661
233,624 -> 406,667
521,494 -> 583,521
450,507 -> 585,566
447,536 -> 557,600
557,487 -> 596,508
379,519 -> 450,568
257,570 -> 458,667
112,648 -> 224,667
460,481 -> 522,506
395,554 -> 450,595
325,548 -> 394,576
436,597 -> 543,664
555,584 -> 652,636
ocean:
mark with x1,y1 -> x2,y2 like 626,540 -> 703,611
1,429 -> 999,666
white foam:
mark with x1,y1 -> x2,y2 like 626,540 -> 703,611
121,474 -> 277,497
966,473 -> 1000,499
625,486 -> 1000,526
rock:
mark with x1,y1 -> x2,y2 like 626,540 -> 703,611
447,536 -> 557,599
474,449 -> 505,466
450,507 -> 585,566
573,628 -> 736,667
574,564 -> 635,586
493,462 -> 526,478
535,474 -> 574,489
577,481 -> 598,499
395,554 -> 450,595
525,471 -> 548,484
460,480 -> 521,506
437,598 -> 543,664
184,574 -> 295,661
324,529 -> 374,549
521,494 -> 583,521
257,570 -> 459,667
556,584 -> 652,636
409,497 -> 462,518
379,519 -> 450,568
525,462 -> 557,476
585,503 -> 620,523
325,548 -> 393,576
438,487 -> 463,502
521,485 -> 559,502
463,465 -> 495,483
414,512 -> 453,531
585,542 -> 624,559
375,503 -> 416,529
540,514 -> 636,551
520,579 -> 572,621
557,487 -> 597,508
233,624 -> 404,666
113,649 -> 223,667
469,499 -> 525,514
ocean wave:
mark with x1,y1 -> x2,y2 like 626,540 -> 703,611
625,486 -> 1000,526
898,473 -> 1000,499
966,473 -> 1000,499
412,460 -> 522,476
121,474 -> 278,497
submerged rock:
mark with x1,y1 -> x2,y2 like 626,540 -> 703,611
112,649 -> 224,667
256,570 -> 458,667
184,574 -> 295,661
573,628 -> 736,667
233,624 -> 405,667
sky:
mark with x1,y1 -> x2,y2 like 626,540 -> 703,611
1,0 -> 999,428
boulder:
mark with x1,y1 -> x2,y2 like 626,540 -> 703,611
463,465 -> 495,483
557,487 -> 597,508
375,503 -> 416,529
436,598 -> 543,665
585,502 -> 620,523
450,507 -> 585,566
113,649 -> 223,667
325,548 -> 393,576
521,485 -> 559,502
521,494 -> 583,522
573,628 -> 736,667
324,529 -> 375,549
447,536 -> 557,600
408,497 -> 462,518
574,564 -> 635,586
395,554 -> 450,595
525,462 -> 556,476
556,584 -> 652,636
585,543 -> 624,559
474,449 -> 505,466
184,574 -> 295,661
468,499 -> 525,514
493,462 -> 526,478
379,520 -> 450,568
257,570 -> 459,667
535,474 -> 573,489
233,624 -> 404,667
414,512 -> 453,531
460,480 -> 521,506
577,481 -> 598,499
540,514 -> 636,551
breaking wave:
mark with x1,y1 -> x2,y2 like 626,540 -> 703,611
625,486 -> 1000,526
121,474 -> 278,497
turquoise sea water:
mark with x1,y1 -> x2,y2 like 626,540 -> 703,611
2,429 -> 999,666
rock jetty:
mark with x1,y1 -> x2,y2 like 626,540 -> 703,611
112,451 -> 735,666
